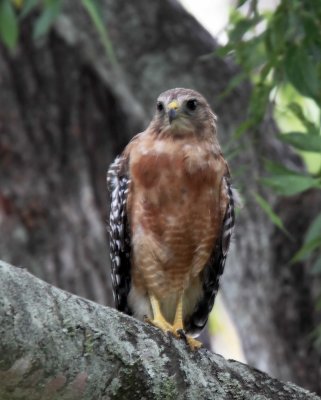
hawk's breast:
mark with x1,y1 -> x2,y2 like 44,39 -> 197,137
128,135 -> 226,298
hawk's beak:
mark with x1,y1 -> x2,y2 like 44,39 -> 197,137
168,100 -> 179,124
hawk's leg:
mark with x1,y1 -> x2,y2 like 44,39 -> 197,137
146,294 -> 172,332
172,292 -> 184,332
172,293 -> 203,350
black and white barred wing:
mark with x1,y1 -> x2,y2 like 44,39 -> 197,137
107,156 -> 132,315
186,176 -> 236,335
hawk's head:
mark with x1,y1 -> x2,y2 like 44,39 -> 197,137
150,88 -> 217,137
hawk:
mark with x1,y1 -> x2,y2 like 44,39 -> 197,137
107,88 -> 236,349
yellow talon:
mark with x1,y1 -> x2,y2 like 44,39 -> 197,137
175,327 -> 203,350
147,293 -> 203,351
185,335 -> 203,350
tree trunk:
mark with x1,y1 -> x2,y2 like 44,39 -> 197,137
0,0 -> 320,393
0,260 -> 320,400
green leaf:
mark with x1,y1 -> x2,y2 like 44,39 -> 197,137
234,119 -> 256,138
305,212 -> 321,244
311,256 -> 321,275
234,34 -> 266,72
259,61 -> 273,81
248,83 -> 272,123
215,44 -> 234,58
81,0 -> 117,66
288,102 -> 319,135
236,0 -> 248,8
218,72 -> 246,100
278,132 -> 321,152
33,0 -> 62,39
284,45 -> 320,100
253,193 -> 290,236
262,174 -> 321,196
0,1 -> 19,49
20,0 -> 39,19
264,160 -> 296,175
229,15 -> 262,42
292,236 -> 321,263
293,213 -> 321,268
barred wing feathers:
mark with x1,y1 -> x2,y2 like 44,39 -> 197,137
107,156 -> 132,315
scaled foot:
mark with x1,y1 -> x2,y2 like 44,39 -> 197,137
145,315 -> 173,333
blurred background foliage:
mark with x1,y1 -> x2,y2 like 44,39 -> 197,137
219,0 -> 321,292
0,0 -> 321,370
0,0 -> 116,61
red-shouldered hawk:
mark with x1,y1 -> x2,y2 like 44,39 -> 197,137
107,88 -> 236,349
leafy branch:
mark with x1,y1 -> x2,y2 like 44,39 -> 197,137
0,0 -> 117,65
221,0 -> 321,332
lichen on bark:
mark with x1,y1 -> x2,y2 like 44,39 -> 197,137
0,260 -> 319,400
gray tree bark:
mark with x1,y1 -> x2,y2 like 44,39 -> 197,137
0,0 -> 320,394
0,260 -> 319,400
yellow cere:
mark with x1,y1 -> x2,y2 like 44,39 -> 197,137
168,100 -> 179,110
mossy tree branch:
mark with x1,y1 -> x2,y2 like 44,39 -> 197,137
0,260 -> 319,400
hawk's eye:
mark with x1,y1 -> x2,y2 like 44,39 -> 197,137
186,99 -> 198,111
157,101 -> 164,112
